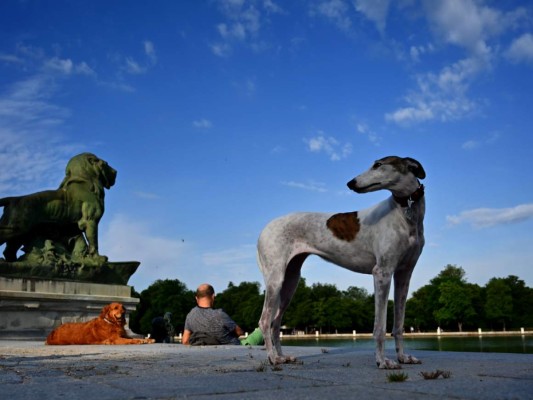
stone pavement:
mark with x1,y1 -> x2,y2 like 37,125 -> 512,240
0,340 -> 531,399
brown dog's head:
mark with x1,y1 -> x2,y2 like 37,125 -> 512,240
100,302 -> 126,326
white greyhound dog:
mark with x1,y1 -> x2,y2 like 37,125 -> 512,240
257,156 -> 426,369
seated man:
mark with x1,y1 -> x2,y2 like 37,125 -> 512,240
182,283 -> 244,345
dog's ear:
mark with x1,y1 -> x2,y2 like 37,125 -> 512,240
100,304 -> 111,319
404,157 -> 426,179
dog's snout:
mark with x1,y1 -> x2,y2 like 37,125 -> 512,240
347,179 -> 357,191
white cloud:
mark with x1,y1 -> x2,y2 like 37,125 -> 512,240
409,43 -> 435,63
201,243 -> 262,288
281,180 -> 327,192
211,42 -> 232,57
447,204 -> 533,228
202,244 -> 255,267
101,214 -> 192,289
75,61 -> 96,76
386,55 -> 483,124
193,119 -> 213,129
388,1 -> 528,126
356,122 -> 381,145
354,0 -> 390,34
123,57 -> 147,75
122,41 -> 157,75
505,33 -> 533,64
212,0 -> 281,56
103,214 -> 187,264
305,133 -> 352,161
0,53 -> 23,64
461,140 -> 479,150
232,77 -> 257,96
143,40 -> 157,65
43,57 -> 96,76
103,214 -> 262,291
134,191 -> 161,200
312,0 -> 352,32
0,127 -> 73,193
217,22 -> 247,41
43,57 -> 74,74
0,51 -> 93,193
410,46 -> 421,62
423,0 -> 503,54
386,106 -> 433,124
461,132 -> 499,150
263,0 -> 283,14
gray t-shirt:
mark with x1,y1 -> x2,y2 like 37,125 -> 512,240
184,306 -> 241,345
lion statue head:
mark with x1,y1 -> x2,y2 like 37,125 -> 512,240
59,152 -> 117,192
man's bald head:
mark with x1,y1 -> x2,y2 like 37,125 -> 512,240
196,283 -> 215,299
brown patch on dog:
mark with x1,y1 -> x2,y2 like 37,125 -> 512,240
326,212 -> 360,241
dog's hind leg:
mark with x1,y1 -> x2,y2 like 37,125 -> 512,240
258,248 -> 283,364
393,266 -> 421,365
271,254 -> 306,362
259,282 -> 279,363
259,252 -> 306,364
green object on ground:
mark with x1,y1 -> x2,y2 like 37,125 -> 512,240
241,328 -> 264,346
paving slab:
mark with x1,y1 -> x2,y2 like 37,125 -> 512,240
0,340 -> 531,399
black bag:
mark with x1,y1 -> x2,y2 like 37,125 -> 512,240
189,331 -> 220,346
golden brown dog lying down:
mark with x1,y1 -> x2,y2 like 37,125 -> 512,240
46,303 -> 155,345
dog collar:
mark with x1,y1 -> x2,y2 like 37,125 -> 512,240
393,184 -> 424,208
104,317 -> 114,325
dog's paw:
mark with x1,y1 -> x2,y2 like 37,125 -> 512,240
398,354 -> 421,364
377,358 -> 402,369
270,355 -> 300,365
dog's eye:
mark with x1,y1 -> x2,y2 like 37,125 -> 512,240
373,162 -> 382,169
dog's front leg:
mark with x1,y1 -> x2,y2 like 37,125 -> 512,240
373,266 -> 400,369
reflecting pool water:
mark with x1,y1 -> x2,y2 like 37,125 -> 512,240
281,335 -> 533,354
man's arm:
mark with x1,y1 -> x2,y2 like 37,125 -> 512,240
182,329 -> 192,345
235,325 -> 244,338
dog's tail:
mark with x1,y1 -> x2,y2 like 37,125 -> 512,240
45,328 -> 61,345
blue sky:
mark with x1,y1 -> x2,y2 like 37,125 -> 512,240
1,0 -> 532,297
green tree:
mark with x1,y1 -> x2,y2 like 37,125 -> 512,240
406,265 -> 489,332
434,281 -> 476,332
130,279 -> 195,335
502,275 -> 533,329
406,265 -> 468,331
406,285 -> 433,331
431,265 -> 467,286
284,281 -> 373,333
283,278 -> 314,332
344,286 -> 368,301
215,281 -> 264,332
343,286 -> 374,332
310,283 -> 343,333
485,278 -> 513,331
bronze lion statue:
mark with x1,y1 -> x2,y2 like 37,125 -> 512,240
0,153 -> 116,263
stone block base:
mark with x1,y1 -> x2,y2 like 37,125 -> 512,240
0,276 -> 139,340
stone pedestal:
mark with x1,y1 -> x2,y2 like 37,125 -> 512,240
0,276 -> 139,340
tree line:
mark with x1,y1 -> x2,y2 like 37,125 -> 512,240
129,265 -> 533,336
